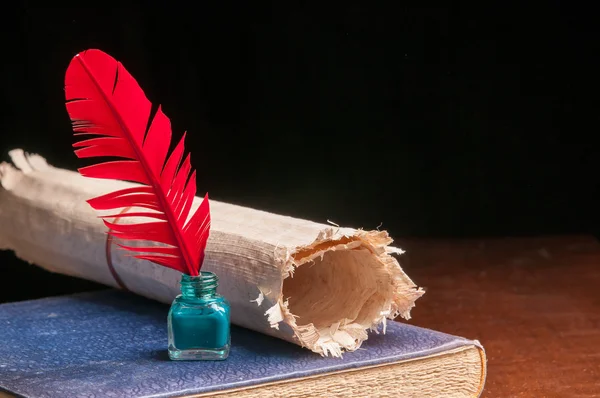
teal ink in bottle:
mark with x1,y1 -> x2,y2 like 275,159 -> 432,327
168,272 -> 231,360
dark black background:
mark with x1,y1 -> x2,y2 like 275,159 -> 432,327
1,2 -> 598,303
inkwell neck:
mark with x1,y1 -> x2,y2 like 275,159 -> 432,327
180,272 -> 218,299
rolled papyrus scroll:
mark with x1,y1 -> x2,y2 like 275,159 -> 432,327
0,149 -> 424,357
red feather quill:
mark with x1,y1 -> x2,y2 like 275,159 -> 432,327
64,49 -> 210,276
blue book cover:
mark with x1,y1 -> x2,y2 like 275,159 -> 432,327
0,290 -> 486,397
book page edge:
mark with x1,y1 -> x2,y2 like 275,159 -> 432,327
185,343 -> 487,398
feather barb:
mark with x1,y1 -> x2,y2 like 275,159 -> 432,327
64,49 -> 210,276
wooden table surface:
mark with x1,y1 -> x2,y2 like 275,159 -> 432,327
396,235 -> 600,397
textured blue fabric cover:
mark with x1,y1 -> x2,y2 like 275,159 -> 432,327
0,290 -> 478,398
